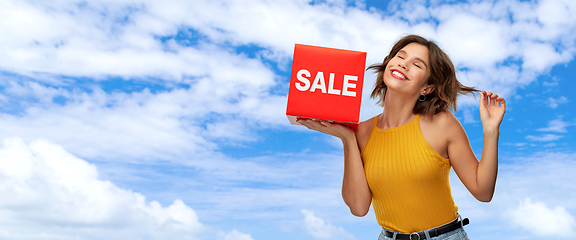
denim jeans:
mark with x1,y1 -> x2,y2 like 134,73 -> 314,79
378,227 -> 470,240
378,215 -> 470,240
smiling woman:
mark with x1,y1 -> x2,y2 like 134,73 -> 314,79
298,35 -> 506,240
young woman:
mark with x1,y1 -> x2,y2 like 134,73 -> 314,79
297,35 -> 506,240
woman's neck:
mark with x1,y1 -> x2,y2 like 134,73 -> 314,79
379,91 -> 418,129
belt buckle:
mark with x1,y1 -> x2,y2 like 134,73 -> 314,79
409,232 -> 421,240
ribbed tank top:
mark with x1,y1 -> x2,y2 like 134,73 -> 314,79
362,114 -> 458,233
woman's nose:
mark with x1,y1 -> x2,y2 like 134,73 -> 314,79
398,61 -> 407,69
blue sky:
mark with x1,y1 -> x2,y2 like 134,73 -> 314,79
0,0 -> 575,239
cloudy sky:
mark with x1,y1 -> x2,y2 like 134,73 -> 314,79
0,0 -> 575,239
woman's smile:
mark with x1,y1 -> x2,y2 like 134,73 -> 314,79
390,70 -> 409,81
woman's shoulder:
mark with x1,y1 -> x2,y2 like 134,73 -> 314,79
355,115 -> 377,149
420,111 -> 465,151
358,115 -> 377,133
421,111 -> 462,131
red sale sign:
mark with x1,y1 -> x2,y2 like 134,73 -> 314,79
286,44 -> 367,131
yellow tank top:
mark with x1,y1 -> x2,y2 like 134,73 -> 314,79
362,114 -> 458,233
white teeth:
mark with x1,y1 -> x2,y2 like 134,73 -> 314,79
392,70 -> 406,79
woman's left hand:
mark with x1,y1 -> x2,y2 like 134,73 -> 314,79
479,91 -> 506,131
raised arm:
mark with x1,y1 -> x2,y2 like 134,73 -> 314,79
297,119 -> 372,216
448,91 -> 506,202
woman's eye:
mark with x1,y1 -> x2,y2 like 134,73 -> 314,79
397,55 -> 404,59
414,63 -> 422,69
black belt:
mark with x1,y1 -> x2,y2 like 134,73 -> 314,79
382,217 -> 469,240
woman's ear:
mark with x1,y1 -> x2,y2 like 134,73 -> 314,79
422,85 -> 435,95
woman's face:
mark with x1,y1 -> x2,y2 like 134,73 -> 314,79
383,42 -> 432,96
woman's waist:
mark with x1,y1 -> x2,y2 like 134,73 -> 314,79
372,197 -> 458,233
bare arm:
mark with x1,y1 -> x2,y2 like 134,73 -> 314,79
341,132 -> 372,216
449,91 -> 506,202
297,119 -> 372,216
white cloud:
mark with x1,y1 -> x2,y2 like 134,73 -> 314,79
436,13 -> 512,69
525,134 -> 563,142
302,209 -> 354,240
545,96 -> 569,109
0,76 -> 288,161
0,0 -> 287,87
536,0 -> 576,29
0,85 -> 213,161
0,137 -> 203,240
462,108 -> 477,124
218,229 -> 254,240
537,118 -> 571,133
521,41 -> 567,72
205,119 -> 259,142
507,198 -> 576,238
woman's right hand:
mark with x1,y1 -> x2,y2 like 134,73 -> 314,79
296,118 -> 356,142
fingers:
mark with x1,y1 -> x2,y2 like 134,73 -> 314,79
481,90 -> 506,108
480,91 -> 488,107
297,118 -> 331,130
491,95 -> 505,108
491,94 -> 498,106
297,118 -> 318,129
297,118 -> 353,138
485,91 -> 497,105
